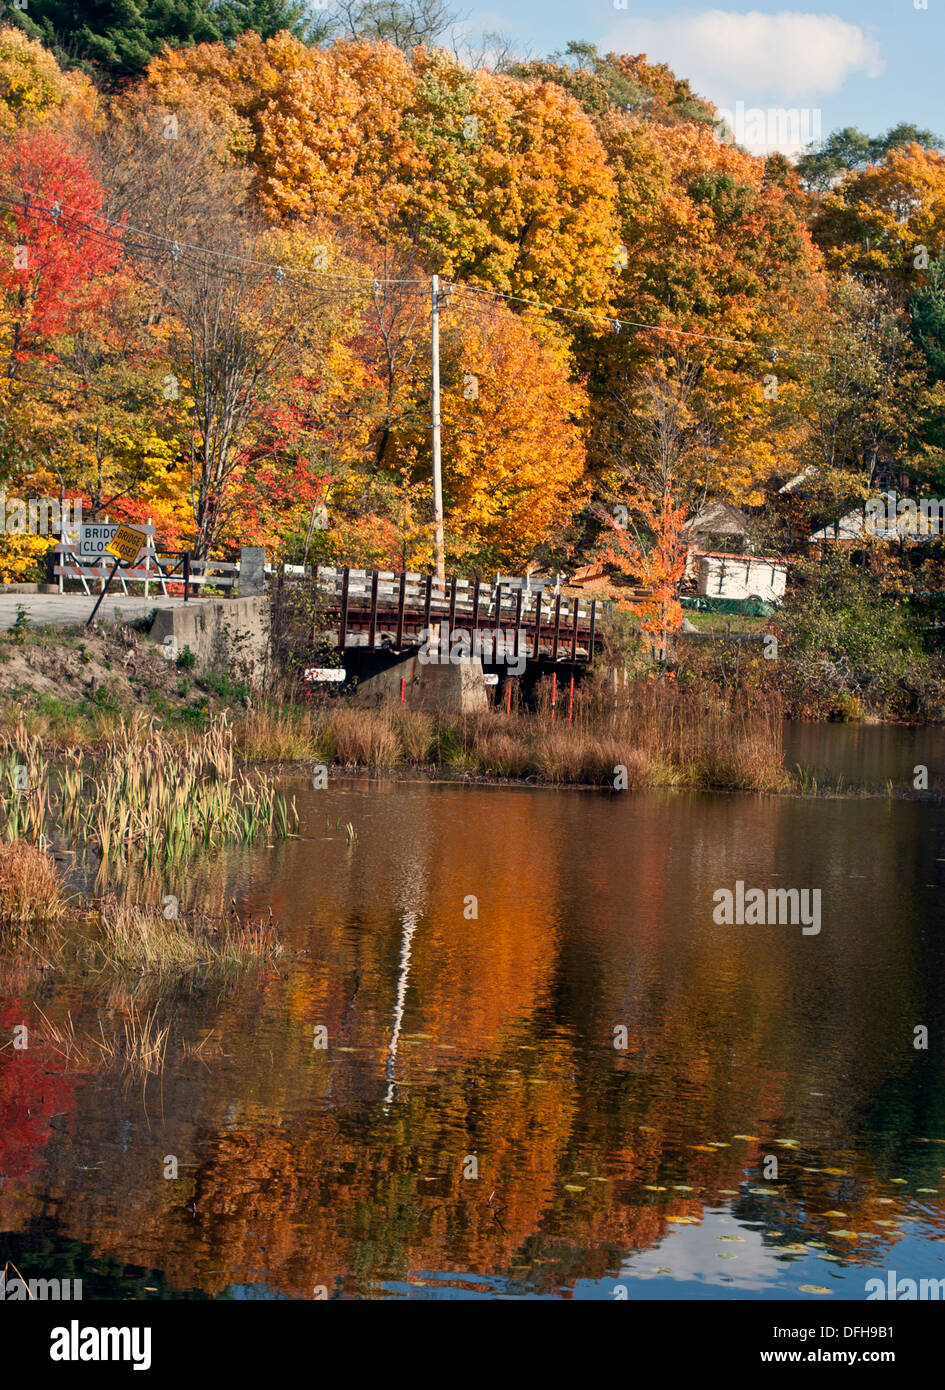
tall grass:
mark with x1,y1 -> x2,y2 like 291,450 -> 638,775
0,840 -> 68,926
0,717 -> 299,859
93,899 -> 283,976
262,680 -> 789,792
0,678 -> 788,794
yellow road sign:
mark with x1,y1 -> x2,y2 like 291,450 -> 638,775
105,524 -> 147,565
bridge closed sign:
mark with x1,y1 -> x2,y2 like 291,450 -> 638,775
105,524 -> 147,565
77,523 -> 119,562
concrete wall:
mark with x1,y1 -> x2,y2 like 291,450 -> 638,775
148,597 -> 269,681
351,651 -> 489,713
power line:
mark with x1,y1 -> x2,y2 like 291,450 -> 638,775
0,187 -> 427,289
446,282 -> 833,361
0,183 -> 836,362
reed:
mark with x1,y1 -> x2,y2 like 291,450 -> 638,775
0,840 -> 68,926
34,1002 -> 170,1074
0,717 -> 299,861
292,681 -> 786,792
90,1006 -> 170,1073
93,898 -> 283,976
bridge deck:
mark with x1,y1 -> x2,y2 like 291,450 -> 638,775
307,568 -> 600,664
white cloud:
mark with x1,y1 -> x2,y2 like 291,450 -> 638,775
602,9 -> 884,105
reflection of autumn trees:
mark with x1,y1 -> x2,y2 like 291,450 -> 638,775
3,784 -> 945,1295
0,1000 -> 77,1234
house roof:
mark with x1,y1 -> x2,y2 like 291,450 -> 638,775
809,507 -> 945,543
683,500 -> 751,537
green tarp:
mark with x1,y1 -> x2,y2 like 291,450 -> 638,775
681,595 -> 778,617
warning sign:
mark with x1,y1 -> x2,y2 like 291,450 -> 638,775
105,524 -> 147,565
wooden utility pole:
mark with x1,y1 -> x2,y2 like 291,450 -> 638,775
431,274 -> 446,583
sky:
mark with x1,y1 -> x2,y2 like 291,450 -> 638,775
452,2 -> 945,154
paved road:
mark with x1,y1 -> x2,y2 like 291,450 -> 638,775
0,593 -> 194,632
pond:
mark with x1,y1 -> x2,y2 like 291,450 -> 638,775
3,732 -> 945,1300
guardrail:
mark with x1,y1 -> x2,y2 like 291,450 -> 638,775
53,539 -> 237,598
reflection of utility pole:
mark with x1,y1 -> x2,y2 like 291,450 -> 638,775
431,274 -> 446,583
382,851 -> 428,1110
383,909 -> 418,1109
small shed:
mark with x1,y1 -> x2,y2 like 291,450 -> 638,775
695,552 -> 788,603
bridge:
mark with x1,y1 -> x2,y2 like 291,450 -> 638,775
299,567 -> 601,665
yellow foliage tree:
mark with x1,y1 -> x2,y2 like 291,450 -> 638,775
0,24 -> 98,136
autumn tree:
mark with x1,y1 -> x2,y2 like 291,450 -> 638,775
0,22 -> 98,134
597,362 -> 710,657
765,277 -> 930,548
141,33 -> 621,312
797,123 -> 942,193
509,42 -> 717,128
319,274 -> 589,571
137,218 -> 357,557
581,111 -> 825,504
811,143 -> 945,289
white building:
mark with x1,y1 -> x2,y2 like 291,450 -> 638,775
695,552 -> 788,603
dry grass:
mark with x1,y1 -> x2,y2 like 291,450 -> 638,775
0,840 -> 68,926
34,1003 -> 170,1075
233,704 -> 316,762
0,672 -> 788,796
93,898 -> 283,976
279,680 -> 788,792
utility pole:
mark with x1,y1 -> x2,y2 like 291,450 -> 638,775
431,274 -> 446,582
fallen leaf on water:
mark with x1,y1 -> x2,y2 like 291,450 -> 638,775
874,1198 -> 895,1204
673,1185 -> 695,1192
733,1134 -> 760,1142
749,1187 -> 777,1196
874,1220 -> 896,1227
719,1235 -> 745,1242
917,1187 -> 939,1194
821,1168 -> 848,1176
889,1178 -> 907,1184
820,1210 -> 847,1218
564,1184 -> 586,1193
690,1145 -> 717,1152
643,1185 -> 667,1192
717,1252 -> 738,1259
719,1189 -> 740,1196
799,1285 -> 832,1295
778,1244 -> 810,1255
656,1267 -> 672,1274
775,1139 -> 800,1147
666,1216 -> 699,1224
828,1230 -> 858,1239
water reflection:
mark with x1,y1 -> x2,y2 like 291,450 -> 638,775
3,771 -> 945,1299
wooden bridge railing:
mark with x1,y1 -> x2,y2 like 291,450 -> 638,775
307,567 -> 599,663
